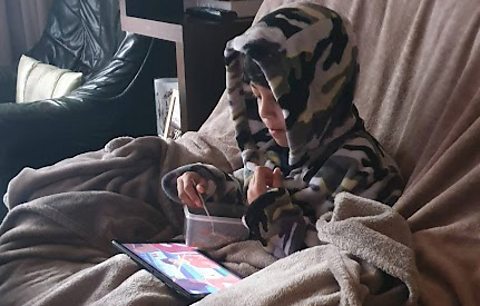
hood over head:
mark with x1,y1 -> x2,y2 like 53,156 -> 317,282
225,2 -> 363,178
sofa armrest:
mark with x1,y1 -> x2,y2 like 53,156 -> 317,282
0,95 -> 124,196
0,66 -> 17,103
0,96 -> 117,166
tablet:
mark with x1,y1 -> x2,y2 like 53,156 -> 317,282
112,240 -> 242,301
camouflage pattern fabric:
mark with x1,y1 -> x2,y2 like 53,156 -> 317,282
162,3 -> 404,258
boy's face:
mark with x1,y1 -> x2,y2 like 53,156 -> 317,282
250,83 -> 288,147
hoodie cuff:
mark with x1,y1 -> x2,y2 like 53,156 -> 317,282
244,188 -> 290,243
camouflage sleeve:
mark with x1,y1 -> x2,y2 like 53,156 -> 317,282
243,188 -> 306,258
161,163 -> 244,206
304,135 -> 405,214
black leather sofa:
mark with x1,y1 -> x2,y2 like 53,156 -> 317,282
0,0 -> 175,220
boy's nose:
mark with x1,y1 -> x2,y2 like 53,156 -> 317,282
259,102 -> 275,119
259,94 -> 277,116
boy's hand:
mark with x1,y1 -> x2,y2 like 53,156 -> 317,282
176,171 -> 207,208
247,167 -> 283,205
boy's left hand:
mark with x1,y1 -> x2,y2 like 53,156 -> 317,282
247,167 -> 283,205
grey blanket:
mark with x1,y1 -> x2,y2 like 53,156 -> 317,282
0,135 -> 418,306
198,193 -> 419,306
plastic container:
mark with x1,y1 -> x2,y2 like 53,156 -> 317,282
184,203 -> 249,249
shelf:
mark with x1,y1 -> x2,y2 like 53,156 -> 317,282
119,0 -> 183,42
119,0 -> 252,131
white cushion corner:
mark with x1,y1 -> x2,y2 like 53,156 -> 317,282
16,55 -> 83,103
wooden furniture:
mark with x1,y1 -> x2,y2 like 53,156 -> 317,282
119,0 -> 253,131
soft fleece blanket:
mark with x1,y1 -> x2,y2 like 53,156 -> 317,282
2,0 -> 480,305
0,134 -> 418,306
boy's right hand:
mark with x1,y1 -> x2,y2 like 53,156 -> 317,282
176,171 -> 207,208
247,167 -> 283,205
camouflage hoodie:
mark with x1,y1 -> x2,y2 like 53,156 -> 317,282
162,2 -> 404,258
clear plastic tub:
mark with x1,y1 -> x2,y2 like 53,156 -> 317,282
184,203 -> 249,249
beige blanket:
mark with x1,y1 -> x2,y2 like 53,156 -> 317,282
0,134 -> 417,306
198,193 -> 419,306
1,0 -> 480,305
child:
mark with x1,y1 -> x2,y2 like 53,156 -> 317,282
162,2 -> 404,258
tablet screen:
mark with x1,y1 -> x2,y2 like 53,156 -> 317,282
122,243 -> 241,295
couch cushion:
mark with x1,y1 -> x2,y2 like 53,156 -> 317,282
16,55 -> 83,103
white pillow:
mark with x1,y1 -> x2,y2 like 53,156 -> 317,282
16,55 -> 83,103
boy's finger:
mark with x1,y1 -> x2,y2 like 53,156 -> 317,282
176,180 -> 189,205
272,168 -> 283,188
254,167 -> 273,186
176,179 -> 183,200
196,184 -> 206,194
178,177 -> 197,206
255,170 -> 266,187
195,177 -> 208,194
249,172 -> 256,188
184,180 -> 202,207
